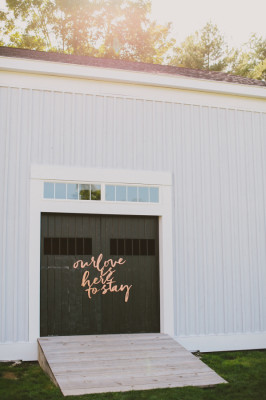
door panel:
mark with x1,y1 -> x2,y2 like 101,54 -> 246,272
40,213 -> 160,336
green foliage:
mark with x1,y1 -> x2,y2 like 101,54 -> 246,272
0,350 -> 266,400
228,34 -> 266,81
171,21 -> 228,71
0,0 -> 175,63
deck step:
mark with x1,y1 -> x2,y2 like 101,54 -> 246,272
38,333 -> 227,396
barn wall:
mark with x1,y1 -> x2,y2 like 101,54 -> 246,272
0,82 -> 266,345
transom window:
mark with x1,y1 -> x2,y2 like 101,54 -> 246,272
44,182 -> 101,200
106,185 -> 159,203
43,182 -> 159,203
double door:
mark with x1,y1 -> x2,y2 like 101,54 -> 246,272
40,213 -> 160,336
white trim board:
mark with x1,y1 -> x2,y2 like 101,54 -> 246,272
0,342 -> 37,361
176,333 -> 266,352
1,71 -> 266,113
1,56 -> 266,100
31,165 -> 172,186
29,165 -> 174,348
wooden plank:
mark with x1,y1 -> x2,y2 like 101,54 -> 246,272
52,363 -> 214,378
42,350 -> 198,363
39,333 -> 170,342
40,341 -> 185,353
37,341 -> 58,387
39,337 -> 181,348
62,377 -> 223,397
39,333 -> 176,342
57,371 -> 225,390
50,356 -> 205,372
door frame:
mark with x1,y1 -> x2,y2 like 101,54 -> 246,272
29,165 -> 174,343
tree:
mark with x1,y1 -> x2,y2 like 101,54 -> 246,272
228,34 -> 266,81
171,22 -> 228,71
0,0 -> 175,63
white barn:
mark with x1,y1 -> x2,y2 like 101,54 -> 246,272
0,47 -> 265,361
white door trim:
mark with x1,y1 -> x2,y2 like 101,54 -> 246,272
29,165 -> 174,343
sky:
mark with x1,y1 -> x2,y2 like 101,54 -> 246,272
151,0 -> 266,47
0,0 -> 266,47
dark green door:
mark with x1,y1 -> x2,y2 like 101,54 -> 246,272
40,213 -> 160,336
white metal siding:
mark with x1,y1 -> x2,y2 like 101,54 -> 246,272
0,86 -> 266,343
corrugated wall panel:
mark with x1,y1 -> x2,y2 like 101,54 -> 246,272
0,86 -> 265,343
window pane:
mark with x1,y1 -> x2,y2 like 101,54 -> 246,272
67,184 -> 78,200
125,239 -> 132,255
106,185 -> 115,201
116,186 -> 126,201
44,182 -> 54,199
79,184 -> 90,200
150,187 -> 159,203
140,239 -> 147,255
52,238 -> 60,255
117,239 -> 125,254
76,238 -> 83,255
44,238 -> 52,255
91,184 -> 101,200
138,187 -> 149,202
133,239 -> 139,255
110,239 -> 117,255
60,238 -> 68,255
55,183 -> 66,199
84,238 -> 92,255
147,239 -> 155,255
68,238 -> 75,255
127,186 -> 138,202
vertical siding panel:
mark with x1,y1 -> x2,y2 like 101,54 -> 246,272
198,105 -> 208,335
230,109 -> 240,332
154,101 -> 164,171
5,88 -> 20,342
250,112 -> 262,332
104,97 -> 113,168
49,91 -> 54,165
73,94 -> 83,166
116,97 -> 126,169
236,110 -> 249,332
84,95 -> 93,168
258,113 -> 266,331
174,103 -> 185,335
135,99 -> 144,169
18,89 -> 31,341
63,93 -> 73,165
219,108 -> 232,334
0,87 -> 10,342
192,105 -> 203,335
177,103 -> 187,335
60,93 -> 65,164
53,92 -> 62,165
183,104 -> 195,335
202,106 -> 215,334
127,98 -> 136,170
13,88 -> 22,341
214,108 -> 225,334
144,100 -> 153,171
244,111 -> 257,332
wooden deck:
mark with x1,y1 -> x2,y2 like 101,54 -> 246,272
38,333 -> 226,396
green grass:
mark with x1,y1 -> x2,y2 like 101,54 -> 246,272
0,350 -> 265,400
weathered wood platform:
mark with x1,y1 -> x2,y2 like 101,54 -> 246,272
38,333 -> 226,396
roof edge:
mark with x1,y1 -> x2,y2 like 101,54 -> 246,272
0,47 -> 266,100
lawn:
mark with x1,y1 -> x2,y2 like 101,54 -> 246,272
0,350 -> 265,400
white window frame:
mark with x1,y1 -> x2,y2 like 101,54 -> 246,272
29,165 -> 174,343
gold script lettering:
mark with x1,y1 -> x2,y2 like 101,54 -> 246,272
74,254 -> 132,302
